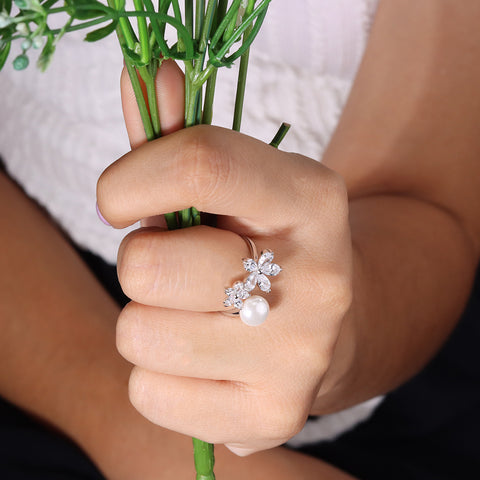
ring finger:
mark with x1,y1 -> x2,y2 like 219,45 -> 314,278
117,225 -> 287,311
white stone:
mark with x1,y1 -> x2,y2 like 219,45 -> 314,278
257,274 -> 271,293
258,250 -> 274,267
261,263 -> 282,276
243,258 -> 258,273
244,273 -> 257,292
240,296 -> 270,326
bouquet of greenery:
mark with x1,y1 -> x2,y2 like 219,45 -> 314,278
0,0 -> 289,477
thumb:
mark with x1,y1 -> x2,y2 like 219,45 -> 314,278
120,59 -> 185,150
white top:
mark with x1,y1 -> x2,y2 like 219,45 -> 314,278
0,0 -> 382,444
0,0 -> 378,263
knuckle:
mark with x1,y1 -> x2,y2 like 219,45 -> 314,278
128,367 -> 149,415
116,302 -> 141,361
182,127 -> 232,206
330,173 -> 349,214
322,169 -> 349,217
323,271 -> 353,316
117,230 -> 160,302
255,400 -> 307,443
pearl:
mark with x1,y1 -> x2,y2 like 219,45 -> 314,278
240,296 -> 269,326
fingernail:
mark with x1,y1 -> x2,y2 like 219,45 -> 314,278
96,202 -> 111,226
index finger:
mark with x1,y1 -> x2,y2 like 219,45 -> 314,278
96,125 -> 334,230
121,59 -> 185,149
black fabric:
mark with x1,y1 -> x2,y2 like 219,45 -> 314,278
298,264 -> 480,479
1,246 -> 479,479
0,399 -> 104,480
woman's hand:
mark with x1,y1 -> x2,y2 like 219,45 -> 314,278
96,61 -> 353,456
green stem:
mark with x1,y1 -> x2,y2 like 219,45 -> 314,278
132,0 -> 150,65
49,16 -> 114,35
270,122 -> 291,148
164,212 -> 180,230
232,26 -> 252,131
138,61 -> 162,138
125,61 -> 155,140
193,438 -> 215,480
185,82 -> 200,127
185,0 -> 194,36
202,68 -> 217,124
194,0 -> 205,42
192,63 -> 216,89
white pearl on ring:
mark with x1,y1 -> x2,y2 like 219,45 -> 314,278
240,296 -> 269,326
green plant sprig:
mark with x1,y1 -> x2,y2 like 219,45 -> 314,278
0,2 -> 287,479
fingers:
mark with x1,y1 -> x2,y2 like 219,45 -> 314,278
97,126 -> 337,231
121,59 -> 185,149
127,367 -> 301,450
117,303 -> 268,382
117,225 -> 269,311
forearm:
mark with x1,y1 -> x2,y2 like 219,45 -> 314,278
0,172 -> 184,478
313,0 -> 480,413
0,172 -> 126,449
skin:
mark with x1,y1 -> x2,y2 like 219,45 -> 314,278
98,0 -> 480,456
1,0 -> 480,478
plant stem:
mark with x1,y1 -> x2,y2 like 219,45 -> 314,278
125,60 -> 155,140
132,0 -> 150,65
194,0 -> 205,41
138,61 -> 162,138
232,24 -> 253,131
185,0 -> 194,36
270,122 -> 291,148
202,68 -> 217,124
193,438 -> 216,480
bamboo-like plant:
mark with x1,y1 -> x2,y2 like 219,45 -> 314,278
0,1 -> 291,478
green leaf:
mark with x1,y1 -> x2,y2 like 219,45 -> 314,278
0,40 -> 11,70
66,0 -> 108,20
0,0 -> 12,15
37,33 -> 55,71
84,20 -> 117,42
122,47 -> 147,67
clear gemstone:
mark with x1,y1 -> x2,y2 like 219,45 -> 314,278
234,298 -> 243,309
257,274 -> 271,292
232,282 -> 246,299
244,273 -> 257,292
261,263 -> 282,276
224,298 -> 233,307
243,258 -> 258,273
258,250 -> 274,267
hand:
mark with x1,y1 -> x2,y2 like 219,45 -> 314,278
96,60 -> 353,456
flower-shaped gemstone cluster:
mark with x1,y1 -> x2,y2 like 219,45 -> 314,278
224,249 -> 282,309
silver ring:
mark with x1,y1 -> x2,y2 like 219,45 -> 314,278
223,236 -> 282,326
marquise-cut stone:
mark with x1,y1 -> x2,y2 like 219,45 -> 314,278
257,274 -> 271,292
261,263 -> 282,276
234,298 -> 244,309
243,258 -> 258,273
232,281 -> 249,300
244,273 -> 257,292
258,250 -> 274,267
